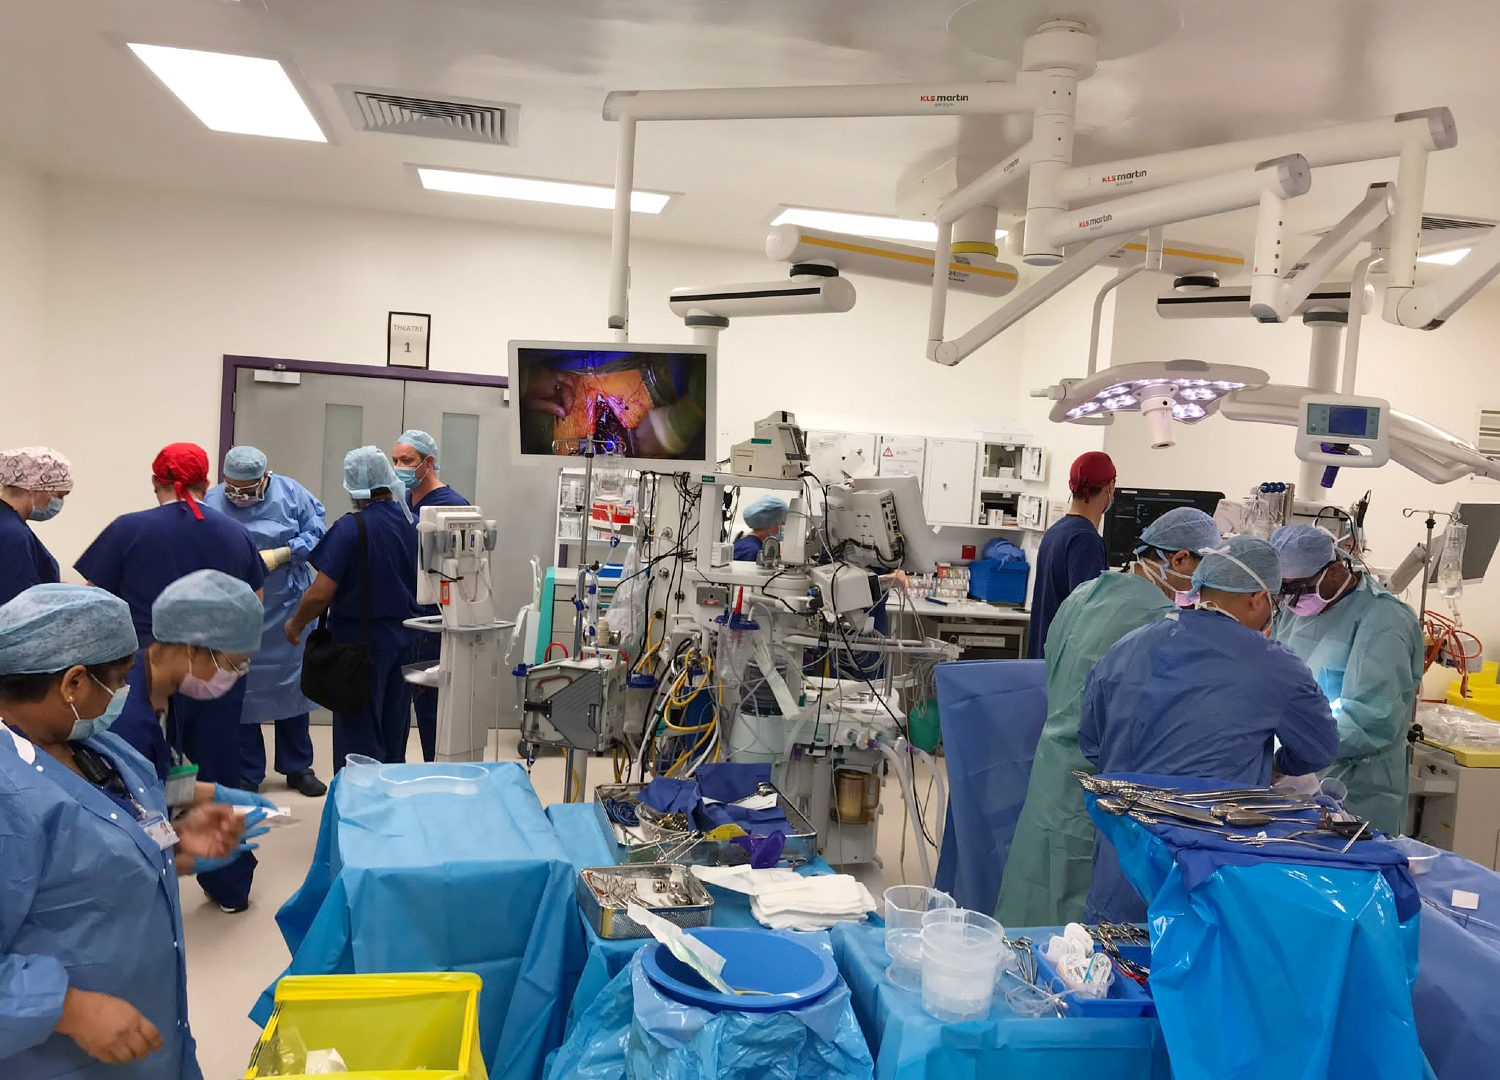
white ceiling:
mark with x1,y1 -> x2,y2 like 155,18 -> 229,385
6,0 -> 1500,257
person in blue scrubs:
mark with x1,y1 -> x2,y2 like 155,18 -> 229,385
1077,536 -> 1340,922
1272,524 -> 1425,833
285,447 -> 421,770
733,496 -> 788,562
1026,451 -> 1114,658
0,447 -> 73,606
75,442 -> 267,913
203,446 -> 328,797
392,430 -> 469,762
0,584 -> 255,1078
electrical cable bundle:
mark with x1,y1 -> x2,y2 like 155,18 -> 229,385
1421,609 -> 1484,699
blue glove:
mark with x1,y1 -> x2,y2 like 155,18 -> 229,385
214,782 -> 278,811
195,808 -> 269,874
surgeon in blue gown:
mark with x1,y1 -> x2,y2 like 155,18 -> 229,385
0,584 -> 256,1079
75,442 -> 267,913
1078,535 -> 1340,922
1272,524 -> 1425,834
285,447 -> 421,770
0,447 -> 73,607
392,430 -> 468,762
203,446 -> 328,797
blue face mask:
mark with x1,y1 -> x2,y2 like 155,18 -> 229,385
68,676 -> 130,741
393,466 -> 420,490
29,496 -> 63,522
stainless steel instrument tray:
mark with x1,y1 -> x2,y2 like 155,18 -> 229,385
593,781 -> 818,867
577,863 -> 714,939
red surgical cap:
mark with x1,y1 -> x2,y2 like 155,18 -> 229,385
1068,451 -> 1116,495
153,443 -> 210,521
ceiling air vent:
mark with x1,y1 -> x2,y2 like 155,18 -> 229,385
1478,410 -> 1500,461
337,86 -> 516,145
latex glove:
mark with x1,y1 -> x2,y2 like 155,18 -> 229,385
214,782 -> 278,812
193,808 -> 268,873
260,546 -> 292,572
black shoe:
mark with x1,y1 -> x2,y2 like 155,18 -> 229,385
286,770 -> 328,798
218,902 -> 250,915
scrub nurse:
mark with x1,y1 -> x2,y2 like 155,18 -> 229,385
284,447 -> 420,769
734,496 -> 789,562
0,447 -> 73,606
998,506 -> 1221,927
1077,536 -> 1339,922
1272,524 -> 1424,833
0,584 -> 256,1078
203,446 -> 328,797
392,430 -> 468,763
1026,451 -> 1115,658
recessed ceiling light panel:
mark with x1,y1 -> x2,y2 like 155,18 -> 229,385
771,207 -> 1007,245
416,167 -> 670,213
128,44 -> 326,142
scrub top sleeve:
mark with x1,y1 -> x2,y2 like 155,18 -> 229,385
310,516 -> 356,586
74,519 -> 126,593
289,488 -> 327,562
241,533 -> 267,591
1272,660 -> 1341,777
1333,618 -> 1425,760
1065,530 -> 1109,591
1077,666 -> 1108,767
0,793 -> 70,1056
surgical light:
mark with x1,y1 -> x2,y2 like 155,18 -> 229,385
1039,359 -> 1271,445
127,44 -> 325,142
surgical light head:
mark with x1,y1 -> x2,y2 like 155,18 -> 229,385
1044,359 -> 1269,443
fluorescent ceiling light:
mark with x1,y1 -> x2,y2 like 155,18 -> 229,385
417,167 -> 670,213
128,44 -> 324,142
772,207 -> 1007,244
1418,247 -> 1470,266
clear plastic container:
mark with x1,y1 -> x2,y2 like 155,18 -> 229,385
883,886 -> 956,991
920,908 -> 1005,1021
342,754 -> 381,787
376,763 -> 488,798
1384,835 -> 1442,875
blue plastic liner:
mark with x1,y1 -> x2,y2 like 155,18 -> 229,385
1087,772 -> 1424,1080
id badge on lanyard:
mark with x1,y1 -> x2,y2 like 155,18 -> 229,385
166,760 -> 199,808
139,808 -> 179,851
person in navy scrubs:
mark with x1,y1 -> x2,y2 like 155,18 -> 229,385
0,447 -> 73,607
733,496 -> 789,562
392,430 -> 469,762
1027,451 -> 1115,658
0,584 -> 253,1079
285,446 -> 421,770
75,443 -> 266,913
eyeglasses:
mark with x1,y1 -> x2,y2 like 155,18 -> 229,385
224,478 -> 265,500
1280,562 -> 1338,601
211,650 -> 252,676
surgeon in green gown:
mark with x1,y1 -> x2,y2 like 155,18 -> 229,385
1271,524 -> 1425,834
996,506 -> 1222,927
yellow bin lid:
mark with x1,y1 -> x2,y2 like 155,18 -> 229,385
1448,660 -> 1500,722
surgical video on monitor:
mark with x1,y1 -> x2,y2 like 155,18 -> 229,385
515,346 -> 708,461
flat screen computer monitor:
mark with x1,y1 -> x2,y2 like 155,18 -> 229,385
508,340 -> 715,471
1427,502 -> 1500,585
842,475 -> 1001,574
1104,487 -> 1225,567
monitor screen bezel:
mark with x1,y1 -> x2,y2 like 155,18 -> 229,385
506,338 -> 717,474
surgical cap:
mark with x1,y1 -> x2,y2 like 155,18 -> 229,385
397,429 -> 438,465
223,445 -> 269,482
153,443 -> 210,521
1192,535 -> 1283,596
744,495 -> 789,530
0,584 -> 137,675
152,570 -> 263,654
1271,524 -> 1338,581
0,446 -> 74,492
343,445 -> 401,500
1139,507 -> 1221,555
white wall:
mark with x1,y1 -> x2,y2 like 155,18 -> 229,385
34,180 -> 1039,575
0,153 -> 47,423
1104,271 -> 1500,648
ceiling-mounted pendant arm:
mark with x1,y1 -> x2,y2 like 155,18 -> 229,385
1390,220 -> 1500,329
607,117 -> 637,339
1341,253 -> 1382,394
1249,183 -> 1393,323
602,82 -> 1038,122
1086,231 -> 1159,375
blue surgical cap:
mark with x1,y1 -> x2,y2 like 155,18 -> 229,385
0,584 -> 137,675
397,429 -> 438,466
744,495 -> 789,530
1138,507 -> 1222,555
1192,535 -> 1283,596
223,445 -> 268,482
1271,524 -> 1338,581
343,445 -> 401,500
152,570 -> 263,654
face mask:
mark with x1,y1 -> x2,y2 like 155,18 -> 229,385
393,466 -> 420,490
178,650 -> 242,701
68,675 -> 130,741
1138,556 -> 1197,607
1285,565 -> 1351,617
29,495 -> 63,522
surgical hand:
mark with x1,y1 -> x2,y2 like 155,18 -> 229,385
175,803 -> 245,860
522,370 -> 578,418
57,988 -> 162,1064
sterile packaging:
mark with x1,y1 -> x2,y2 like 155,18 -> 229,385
302,1049 -> 347,1074
233,804 -> 297,827
1043,923 -> 1115,999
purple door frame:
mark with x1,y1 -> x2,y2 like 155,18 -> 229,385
219,354 -> 509,469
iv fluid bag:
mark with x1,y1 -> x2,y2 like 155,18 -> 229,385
1439,521 -> 1467,600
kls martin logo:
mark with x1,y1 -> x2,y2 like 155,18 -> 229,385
920,94 -> 970,103
1079,213 -> 1114,230
1101,169 -> 1148,184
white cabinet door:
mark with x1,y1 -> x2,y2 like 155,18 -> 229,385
1020,446 -> 1049,483
923,438 -> 978,524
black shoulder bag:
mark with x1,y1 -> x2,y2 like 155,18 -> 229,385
300,512 -> 371,714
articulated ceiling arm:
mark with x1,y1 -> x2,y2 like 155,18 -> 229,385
1389,221 -> 1500,329
1249,183 -> 1392,323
